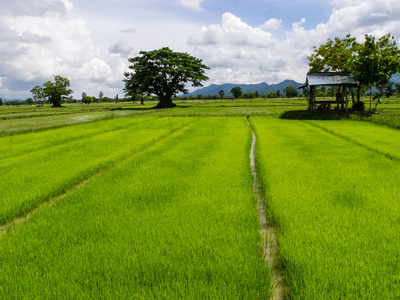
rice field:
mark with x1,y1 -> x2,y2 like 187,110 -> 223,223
1,100 -> 400,299
250,117 -> 400,299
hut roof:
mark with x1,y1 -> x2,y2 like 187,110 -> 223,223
304,72 -> 359,87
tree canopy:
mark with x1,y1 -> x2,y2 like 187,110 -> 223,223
231,86 -> 243,99
308,33 -> 400,92
30,85 -> 45,106
42,75 -> 73,107
123,47 -> 209,108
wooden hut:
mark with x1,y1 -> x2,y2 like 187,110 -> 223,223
299,72 -> 359,112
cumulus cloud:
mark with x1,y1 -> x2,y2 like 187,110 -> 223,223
188,13 -> 305,85
2,0 -> 72,17
0,0 -> 120,98
188,0 -> 400,86
260,18 -> 283,31
2,0 -> 400,99
109,38 -> 134,58
188,13 -> 275,47
78,58 -> 113,81
179,0 -> 204,11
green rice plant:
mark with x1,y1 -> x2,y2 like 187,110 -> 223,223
0,116 -> 157,161
251,117 -> 400,299
306,120 -> 400,161
0,108 -> 155,135
0,117 -> 195,224
0,117 -> 269,299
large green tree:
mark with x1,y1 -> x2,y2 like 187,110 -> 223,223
231,86 -> 243,99
308,34 -> 359,73
123,47 -> 209,108
42,75 -> 73,107
355,34 -> 400,90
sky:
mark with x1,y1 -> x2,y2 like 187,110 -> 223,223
1,0 -> 400,99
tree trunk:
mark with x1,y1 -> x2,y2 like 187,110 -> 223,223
369,85 -> 372,111
50,94 -> 63,107
154,95 -> 176,108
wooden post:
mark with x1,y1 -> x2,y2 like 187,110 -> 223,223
310,86 -> 316,111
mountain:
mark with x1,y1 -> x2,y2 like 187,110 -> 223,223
186,79 -> 304,96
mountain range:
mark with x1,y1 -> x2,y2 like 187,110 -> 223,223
187,74 -> 400,96
186,79 -> 304,96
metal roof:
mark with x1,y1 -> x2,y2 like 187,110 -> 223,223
305,72 -> 359,87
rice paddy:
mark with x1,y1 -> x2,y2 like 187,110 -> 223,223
1,99 -> 400,299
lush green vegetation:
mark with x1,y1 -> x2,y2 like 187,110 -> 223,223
251,117 -> 400,298
0,117 -> 269,299
0,117 -> 194,224
1,100 -> 400,298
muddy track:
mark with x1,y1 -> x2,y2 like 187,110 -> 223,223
247,117 -> 285,300
0,118 -> 200,236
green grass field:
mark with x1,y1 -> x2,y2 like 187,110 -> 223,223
1,98 -> 400,298
251,117 -> 400,298
0,117 -> 269,299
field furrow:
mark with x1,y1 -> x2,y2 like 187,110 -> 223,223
0,117 -> 269,299
251,117 -> 400,299
0,117 -> 197,225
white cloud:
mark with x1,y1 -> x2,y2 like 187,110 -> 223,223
0,0 -> 121,98
78,58 -> 113,81
179,0 -> 204,11
188,13 -> 307,85
2,0 -> 400,99
260,18 -> 283,31
188,0 -> 400,87
188,13 -> 275,47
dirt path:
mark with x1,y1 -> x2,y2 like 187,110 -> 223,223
247,117 -> 285,300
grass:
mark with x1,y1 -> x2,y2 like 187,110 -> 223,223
0,98 -> 308,134
1,99 -> 400,298
305,119 -> 400,160
0,117 -> 195,224
251,117 -> 400,299
0,117 -> 269,299
0,116 -> 157,160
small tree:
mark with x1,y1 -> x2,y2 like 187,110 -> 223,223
99,91 -> 104,102
395,83 -> 400,95
30,85 -> 45,106
218,90 -> 225,99
124,47 -> 209,108
84,96 -> 93,105
115,94 -> 119,103
286,85 -> 299,98
231,86 -> 243,99
43,75 -> 73,107
0,97 -> 3,106
82,92 -> 87,103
